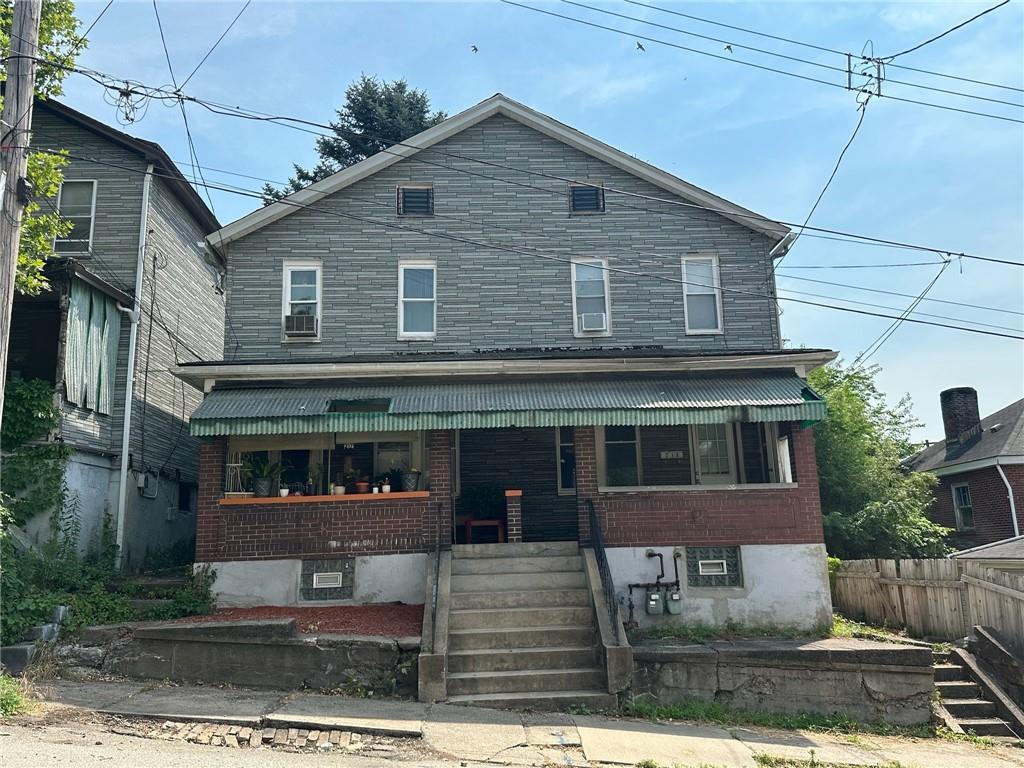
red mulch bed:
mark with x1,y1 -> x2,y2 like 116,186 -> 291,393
177,603 -> 423,637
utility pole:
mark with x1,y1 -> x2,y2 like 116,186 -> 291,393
0,0 -> 43,433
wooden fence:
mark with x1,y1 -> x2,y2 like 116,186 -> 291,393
834,558 -> 1024,657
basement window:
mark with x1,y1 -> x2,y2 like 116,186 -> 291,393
313,572 -> 343,589
687,547 -> 742,588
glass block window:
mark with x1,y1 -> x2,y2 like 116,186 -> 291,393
686,546 -> 742,587
301,558 -> 355,601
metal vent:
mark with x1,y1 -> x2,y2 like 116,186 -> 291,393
570,184 -> 605,213
284,314 -> 318,337
313,572 -> 343,589
398,186 -> 433,216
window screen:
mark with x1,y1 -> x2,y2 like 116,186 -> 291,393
682,256 -> 722,332
399,264 -> 436,336
604,426 -> 639,486
55,181 -> 96,252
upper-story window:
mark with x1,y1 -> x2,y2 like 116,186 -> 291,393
681,255 -> 723,334
54,180 -> 97,253
951,483 -> 975,531
569,182 -> 605,214
398,262 -> 436,339
397,185 -> 433,216
571,259 -> 610,336
282,260 -> 321,340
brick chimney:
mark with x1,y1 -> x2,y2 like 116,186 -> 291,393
940,387 -> 982,447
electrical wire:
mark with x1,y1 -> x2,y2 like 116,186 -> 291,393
28,144 -> 1024,342
179,0 -> 251,89
625,0 -> 1024,94
499,1 -> 1024,124
884,0 -> 1011,62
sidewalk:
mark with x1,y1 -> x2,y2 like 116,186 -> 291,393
30,678 -> 1024,768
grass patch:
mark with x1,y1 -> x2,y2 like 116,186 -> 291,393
754,755 -> 907,768
829,615 -> 911,644
623,697 -> 933,738
629,620 -> 828,644
0,674 -> 32,717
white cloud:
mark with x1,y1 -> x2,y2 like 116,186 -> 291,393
556,65 -> 663,108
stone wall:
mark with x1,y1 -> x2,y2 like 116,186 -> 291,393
58,619 -> 419,697
631,638 -> 934,725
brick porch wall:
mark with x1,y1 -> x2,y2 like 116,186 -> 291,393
195,431 -> 455,562
929,465 -> 1023,548
574,423 -> 825,547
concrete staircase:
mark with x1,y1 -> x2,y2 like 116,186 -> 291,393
445,541 -> 616,710
935,653 -> 1019,738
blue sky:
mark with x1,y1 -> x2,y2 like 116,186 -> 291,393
58,1 -> 1023,439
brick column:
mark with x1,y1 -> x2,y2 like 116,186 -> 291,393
574,426 -> 599,544
505,490 -> 523,543
426,430 -> 454,549
195,436 -> 227,563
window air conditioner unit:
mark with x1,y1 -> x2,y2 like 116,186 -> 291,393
580,312 -> 607,332
284,315 -> 318,337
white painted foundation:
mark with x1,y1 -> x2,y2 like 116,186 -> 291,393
201,553 -> 428,607
606,543 -> 833,630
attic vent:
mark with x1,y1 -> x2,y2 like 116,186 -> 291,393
398,185 -> 433,216
328,398 -> 391,413
569,183 -> 605,213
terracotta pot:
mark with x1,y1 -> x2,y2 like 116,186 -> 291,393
355,481 -> 370,494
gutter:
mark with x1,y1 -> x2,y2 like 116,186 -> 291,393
996,458 -> 1021,539
114,163 -> 154,570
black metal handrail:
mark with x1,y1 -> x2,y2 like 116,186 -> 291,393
587,499 -> 621,642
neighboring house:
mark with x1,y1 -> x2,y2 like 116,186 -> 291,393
952,536 -> 1024,575
906,388 -> 1024,548
6,99 -> 223,570
177,94 -> 836,704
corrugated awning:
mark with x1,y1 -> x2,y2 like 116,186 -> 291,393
190,374 -> 825,436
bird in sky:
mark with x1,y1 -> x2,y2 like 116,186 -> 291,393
724,44 -> 733,53
636,41 -> 645,52
471,45 -> 479,53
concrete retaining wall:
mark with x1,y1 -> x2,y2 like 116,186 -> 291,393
58,619 -> 419,697
631,638 -> 934,725
607,543 -> 832,630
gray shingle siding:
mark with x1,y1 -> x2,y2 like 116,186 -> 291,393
221,115 -> 781,360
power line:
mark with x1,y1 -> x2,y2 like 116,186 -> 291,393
624,0 -> 1024,94
779,261 -> 945,269
884,0 -> 1011,61
30,145 -> 1024,342
499,1 -> 1024,124
180,0 -> 251,89
564,0 -> 1023,109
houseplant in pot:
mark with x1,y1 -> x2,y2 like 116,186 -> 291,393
245,456 -> 281,497
402,468 -> 421,492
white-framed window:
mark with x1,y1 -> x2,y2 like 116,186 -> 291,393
571,259 -> 611,336
281,260 -> 322,340
556,426 -> 576,494
681,255 -> 723,334
569,182 -> 605,214
698,559 -> 728,576
603,425 -> 640,487
313,572 -> 344,589
691,423 -> 737,484
951,483 -> 975,531
398,262 -> 436,339
54,180 -> 97,253
397,184 -> 433,216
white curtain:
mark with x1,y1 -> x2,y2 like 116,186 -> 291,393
64,278 -> 120,415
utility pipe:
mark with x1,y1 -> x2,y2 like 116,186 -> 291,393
114,164 -> 154,570
996,458 -> 1020,539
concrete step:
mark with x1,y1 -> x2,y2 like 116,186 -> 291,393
937,681 -> 980,699
450,588 -> 591,610
934,663 -> 967,682
453,542 -> 579,559
446,689 -> 617,712
449,606 -> 594,631
448,625 -> 595,651
448,646 -> 598,674
957,718 -> 1017,737
943,698 -> 997,718
451,555 -> 582,575
451,571 -> 587,593
447,667 -> 606,696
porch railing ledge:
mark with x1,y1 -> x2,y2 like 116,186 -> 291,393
218,491 -> 430,506
597,482 -> 799,493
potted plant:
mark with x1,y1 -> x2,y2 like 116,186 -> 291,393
355,474 -> 371,494
341,469 -> 359,494
245,455 -> 281,498
401,468 -> 421,492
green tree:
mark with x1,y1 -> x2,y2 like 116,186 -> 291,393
808,361 -> 949,559
262,75 -> 446,202
1,0 -> 80,294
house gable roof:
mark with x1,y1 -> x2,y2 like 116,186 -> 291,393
207,93 -> 790,251
36,99 -> 221,237
907,397 -> 1024,474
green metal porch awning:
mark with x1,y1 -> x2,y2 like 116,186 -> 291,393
190,374 -> 825,437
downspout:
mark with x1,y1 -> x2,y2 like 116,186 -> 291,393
114,163 -> 154,570
995,458 -> 1020,539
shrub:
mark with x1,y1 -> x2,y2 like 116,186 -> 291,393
0,674 -> 29,717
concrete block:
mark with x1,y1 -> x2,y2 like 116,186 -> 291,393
23,623 -> 59,642
418,652 -> 446,702
51,605 -> 69,623
56,644 -> 106,669
0,643 -> 37,675
449,606 -> 592,630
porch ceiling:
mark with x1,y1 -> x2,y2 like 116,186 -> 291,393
190,374 -> 825,436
